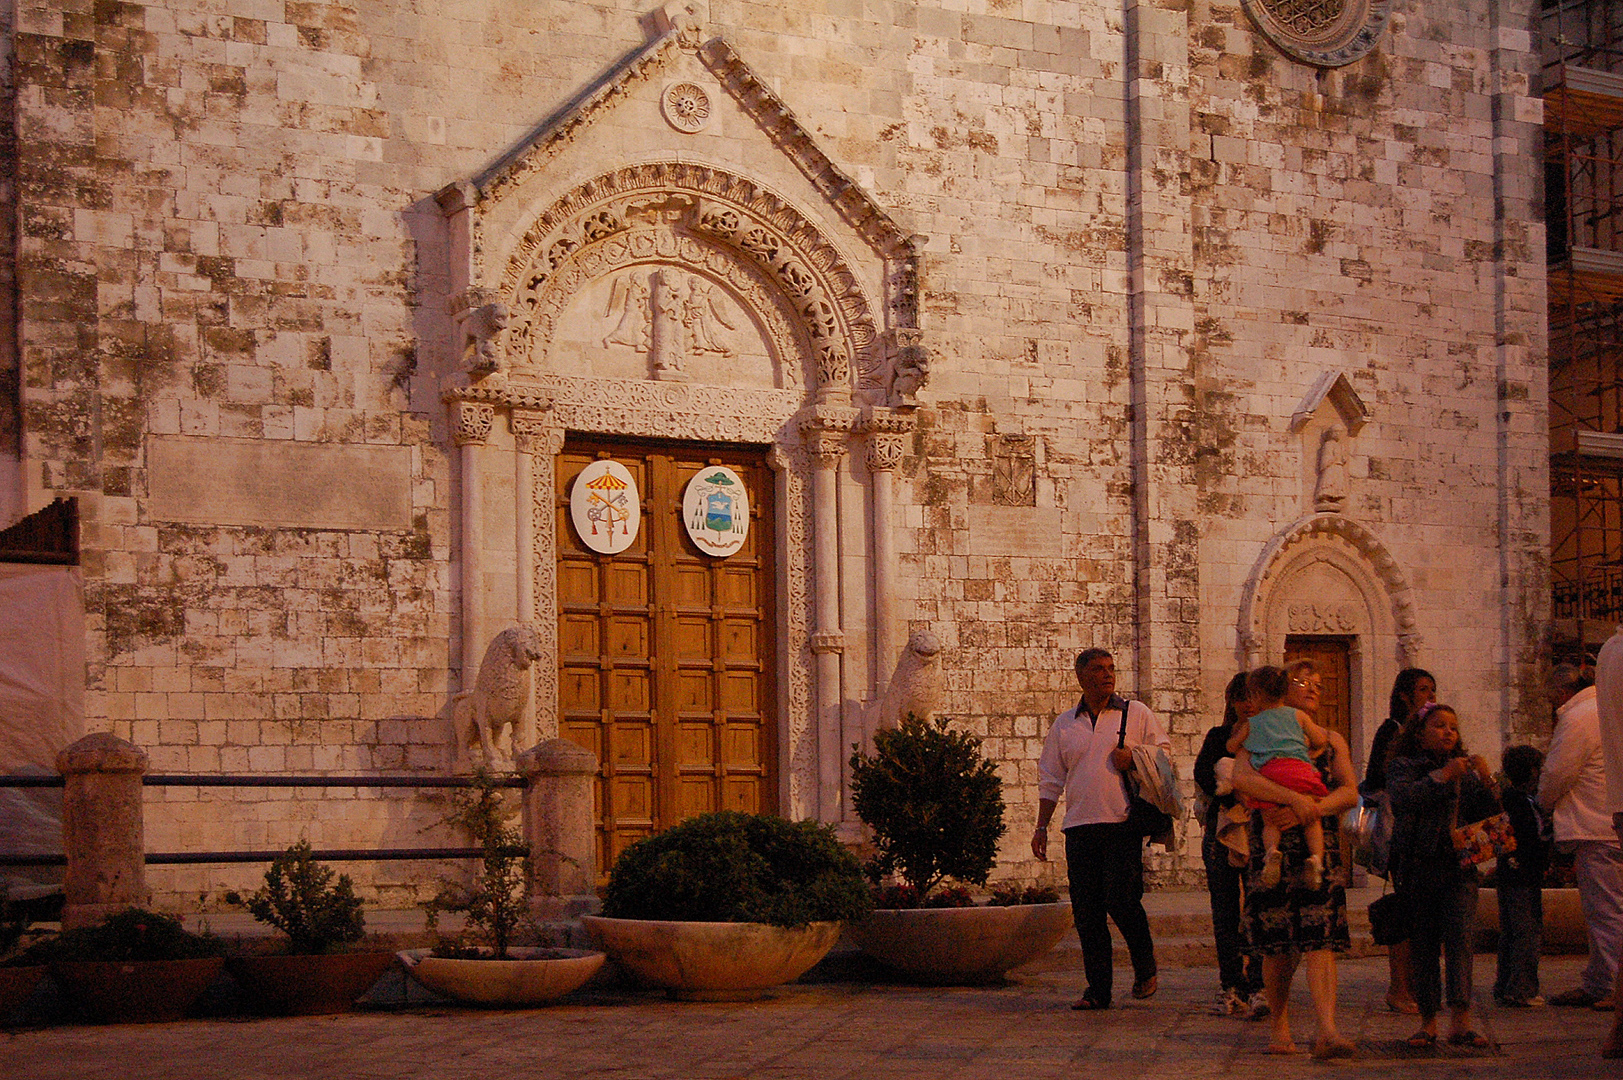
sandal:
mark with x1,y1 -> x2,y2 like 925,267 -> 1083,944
1405,1030 -> 1438,1049
1070,994 -> 1109,1011
1447,1030 -> 1491,1049
1132,975 -> 1158,1000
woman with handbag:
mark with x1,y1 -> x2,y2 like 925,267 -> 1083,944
1386,702 -> 1502,1049
1232,659 -> 1359,1059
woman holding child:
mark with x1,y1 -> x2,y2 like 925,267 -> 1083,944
1232,659 -> 1359,1059
1385,701 -> 1501,1049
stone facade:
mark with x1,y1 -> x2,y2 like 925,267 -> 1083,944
0,0 -> 1547,900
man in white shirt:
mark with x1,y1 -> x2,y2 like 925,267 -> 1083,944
1032,648 -> 1172,1010
1595,630 -> 1623,1055
1541,663 -> 1623,1010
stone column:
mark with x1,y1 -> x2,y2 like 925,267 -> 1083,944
453,401 -> 495,692
57,733 -> 148,929
862,410 -> 912,709
800,409 -> 855,823
517,737 -> 600,920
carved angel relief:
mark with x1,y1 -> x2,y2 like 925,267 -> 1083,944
601,268 -> 739,380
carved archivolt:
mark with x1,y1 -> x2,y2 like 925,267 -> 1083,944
496,163 -> 882,396
1240,513 -> 1419,663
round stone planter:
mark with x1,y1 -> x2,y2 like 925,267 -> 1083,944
396,947 -> 605,1006
847,901 -> 1074,985
580,915 -> 842,1001
1474,887 -> 1585,952
227,951 -> 396,1015
51,956 -> 225,1024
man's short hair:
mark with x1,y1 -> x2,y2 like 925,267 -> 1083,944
1075,648 -> 1112,680
1547,662 -> 1594,705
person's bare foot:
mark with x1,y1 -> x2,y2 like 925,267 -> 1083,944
1386,992 -> 1420,1015
1311,1036 -> 1356,1060
1264,1041 -> 1300,1055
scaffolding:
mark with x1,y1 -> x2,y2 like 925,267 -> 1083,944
1546,0 -> 1623,652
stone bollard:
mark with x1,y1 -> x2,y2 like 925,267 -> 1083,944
516,737 -> 601,923
57,732 -> 149,929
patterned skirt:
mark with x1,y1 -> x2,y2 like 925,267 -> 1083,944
1240,810 -> 1351,956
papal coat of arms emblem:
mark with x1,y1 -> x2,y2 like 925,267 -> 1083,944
681,466 -> 750,557
570,459 -> 641,555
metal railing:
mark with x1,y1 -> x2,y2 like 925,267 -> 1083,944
0,771 -> 527,868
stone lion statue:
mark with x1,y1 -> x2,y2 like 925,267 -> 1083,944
878,630 -> 943,731
453,623 -> 544,766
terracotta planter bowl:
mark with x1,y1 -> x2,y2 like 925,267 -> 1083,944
581,916 -> 842,1001
0,965 -> 47,1020
1474,887 -> 1585,951
396,947 -> 605,1006
847,901 -> 1074,984
51,956 -> 225,1024
227,951 -> 396,1015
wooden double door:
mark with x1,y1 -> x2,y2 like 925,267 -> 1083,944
555,438 -> 777,876
1285,635 -> 1352,750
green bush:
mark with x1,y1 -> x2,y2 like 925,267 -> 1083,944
849,714 -> 1006,901
245,840 -> 366,955
601,811 -> 872,927
20,907 -> 223,963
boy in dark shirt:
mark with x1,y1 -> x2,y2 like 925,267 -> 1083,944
1495,744 -> 1551,1007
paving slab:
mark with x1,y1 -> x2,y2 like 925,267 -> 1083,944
5,954 -> 1620,1079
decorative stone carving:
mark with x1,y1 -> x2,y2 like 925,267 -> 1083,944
811,630 -> 844,654
1287,602 -> 1360,634
990,435 -> 1037,507
889,328 -> 929,405
1314,427 -> 1349,513
878,630 -> 942,731
661,81 -> 713,133
866,433 -> 905,473
463,302 -> 511,378
453,402 -> 496,446
1241,0 -> 1392,68
453,624 -> 545,767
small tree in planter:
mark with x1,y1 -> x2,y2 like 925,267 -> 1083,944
226,841 -> 392,1015
847,714 -> 1072,984
399,769 -> 606,1006
425,767 -> 529,958
849,714 -> 1006,904
585,811 -> 871,999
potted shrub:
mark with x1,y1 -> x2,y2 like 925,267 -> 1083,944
19,907 -> 225,1023
224,840 -> 396,1015
581,810 -> 871,1000
846,714 -> 1073,984
397,770 -> 605,1006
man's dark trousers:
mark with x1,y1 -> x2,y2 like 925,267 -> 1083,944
1065,821 -> 1156,1005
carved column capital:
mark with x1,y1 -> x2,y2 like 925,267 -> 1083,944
861,408 -> 913,473
800,406 -> 857,467
511,406 -> 563,457
452,402 -> 496,446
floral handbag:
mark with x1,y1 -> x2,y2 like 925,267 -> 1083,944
1451,810 -> 1516,870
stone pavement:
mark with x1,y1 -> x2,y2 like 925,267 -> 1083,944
7,951 -> 1622,1079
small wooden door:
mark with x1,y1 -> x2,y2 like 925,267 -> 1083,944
555,438 -> 777,876
1284,636 -> 1352,748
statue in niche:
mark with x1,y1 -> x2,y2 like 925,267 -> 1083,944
461,301 -> 510,379
601,272 -> 651,351
1314,427 -> 1349,513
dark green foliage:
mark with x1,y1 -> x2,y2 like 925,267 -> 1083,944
920,885 -> 975,908
601,811 -> 872,927
987,883 -> 1061,906
246,840 -> 365,955
850,714 -> 1007,900
427,768 -> 529,958
20,907 -> 223,963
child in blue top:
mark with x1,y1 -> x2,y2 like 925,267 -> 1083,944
1227,665 -> 1331,888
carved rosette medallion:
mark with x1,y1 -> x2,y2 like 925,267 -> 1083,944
1241,0 -> 1391,67
661,81 -> 713,133
452,402 -> 495,446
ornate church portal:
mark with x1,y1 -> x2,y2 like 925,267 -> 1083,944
434,22 -> 924,868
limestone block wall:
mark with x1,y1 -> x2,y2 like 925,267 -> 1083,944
0,0 -> 1548,901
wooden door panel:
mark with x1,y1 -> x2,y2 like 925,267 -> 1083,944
556,440 -> 777,879
1284,636 -> 1352,748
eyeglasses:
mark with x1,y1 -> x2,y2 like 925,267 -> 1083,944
1291,679 -> 1321,691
